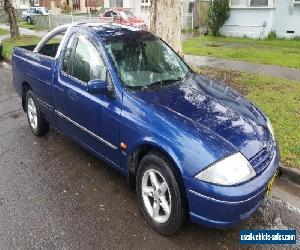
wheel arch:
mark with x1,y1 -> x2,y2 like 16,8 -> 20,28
127,140 -> 184,191
21,81 -> 31,112
127,141 -> 189,219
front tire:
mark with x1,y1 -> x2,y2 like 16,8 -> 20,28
26,90 -> 49,137
136,152 -> 186,236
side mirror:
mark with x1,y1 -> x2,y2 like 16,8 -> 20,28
87,79 -> 108,94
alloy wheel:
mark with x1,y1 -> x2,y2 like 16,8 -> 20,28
141,168 -> 172,223
27,97 -> 38,130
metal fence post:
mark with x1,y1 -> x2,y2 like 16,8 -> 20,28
192,7 -> 194,29
49,14 -> 51,31
56,12 -> 58,28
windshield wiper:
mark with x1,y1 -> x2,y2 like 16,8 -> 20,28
147,78 -> 183,89
126,71 -> 192,91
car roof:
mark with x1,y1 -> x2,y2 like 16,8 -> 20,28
30,7 -> 46,9
73,23 -> 155,42
105,8 -> 133,13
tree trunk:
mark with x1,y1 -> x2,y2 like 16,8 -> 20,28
4,0 -> 20,39
150,0 -> 182,55
150,0 -> 157,34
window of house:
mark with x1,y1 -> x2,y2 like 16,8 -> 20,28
250,0 -> 268,7
71,36 -> 106,84
231,0 -> 273,7
109,0 -> 123,7
188,2 -> 194,13
141,0 -> 150,6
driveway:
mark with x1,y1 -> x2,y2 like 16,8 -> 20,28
0,65 -> 299,249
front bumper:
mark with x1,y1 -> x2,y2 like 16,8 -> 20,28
185,146 -> 279,228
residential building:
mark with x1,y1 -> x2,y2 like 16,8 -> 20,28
35,0 -> 103,12
221,0 -> 300,38
2,0 -> 31,9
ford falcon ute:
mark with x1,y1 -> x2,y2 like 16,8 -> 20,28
11,23 -> 279,236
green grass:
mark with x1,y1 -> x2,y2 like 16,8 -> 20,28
2,35 -> 42,60
0,27 -> 9,36
18,21 -> 35,30
195,67 -> 300,169
183,36 -> 300,69
245,75 -> 300,169
2,35 -> 59,60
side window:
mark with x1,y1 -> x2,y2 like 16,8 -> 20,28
104,11 -> 112,17
71,36 -> 106,84
111,12 -> 118,17
62,35 -> 75,73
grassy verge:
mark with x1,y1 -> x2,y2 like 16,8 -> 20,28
2,35 -> 42,60
2,35 -> 59,61
193,66 -> 300,169
0,28 -> 9,36
183,36 -> 300,69
18,21 -> 34,30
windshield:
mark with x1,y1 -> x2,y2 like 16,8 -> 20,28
105,38 -> 189,88
123,11 -> 135,19
39,7 -> 48,13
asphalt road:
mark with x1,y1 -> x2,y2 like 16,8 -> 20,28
0,65 -> 299,249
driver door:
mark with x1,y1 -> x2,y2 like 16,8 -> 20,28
53,34 -> 121,166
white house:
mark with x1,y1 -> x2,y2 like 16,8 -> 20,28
12,0 -> 30,9
221,0 -> 300,38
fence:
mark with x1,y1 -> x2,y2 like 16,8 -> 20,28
0,8 -> 27,23
33,13 -> 111,31
182,12 -> 194,30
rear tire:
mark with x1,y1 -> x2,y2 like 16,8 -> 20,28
136,152 -> 186,236
27,16 -> 32,24
26,90 -> 49,137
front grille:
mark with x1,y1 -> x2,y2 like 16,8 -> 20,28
250,147 -> 274,174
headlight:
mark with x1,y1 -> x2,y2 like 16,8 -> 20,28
266,118 -> 275,141
195,153 -> 256,186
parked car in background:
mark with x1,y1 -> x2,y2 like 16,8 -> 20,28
12,23 -> 279,236
22,7 -> 49,24
100,8 -> 147,29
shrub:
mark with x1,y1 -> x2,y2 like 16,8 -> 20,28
208,0 -> 230,37
61,2 -> 72,14
267,30 -> 277,40
292,36 -> 300,41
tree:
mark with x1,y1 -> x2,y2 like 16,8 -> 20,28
29,0 -> 35,7
150,0 -> 182,55
207,0 -> 230,36
4,0 -> 20,39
